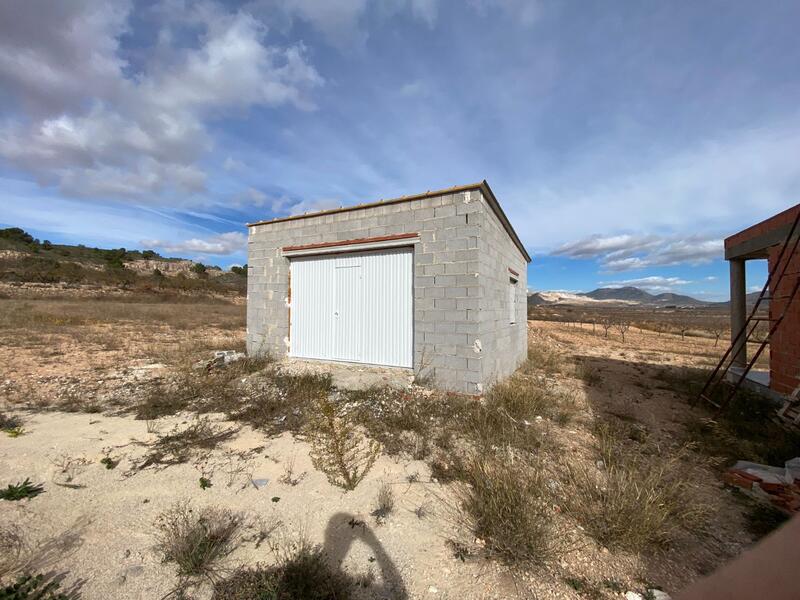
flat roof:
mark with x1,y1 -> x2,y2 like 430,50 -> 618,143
725,203 -> 800,260
247,180 -> 531,263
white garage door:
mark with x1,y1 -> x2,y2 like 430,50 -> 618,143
289,247 -> 413,368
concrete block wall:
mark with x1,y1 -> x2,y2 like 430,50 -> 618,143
476,190 -> 529,389
768,246 -> 800,395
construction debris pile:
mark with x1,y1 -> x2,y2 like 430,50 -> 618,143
724,457 -> 800,514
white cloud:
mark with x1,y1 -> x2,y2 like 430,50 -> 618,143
0,0 -> 322,201
599,276 -> 692,293
512,117 -> 800,250
142,231 -> 247,255
553,233 -> 723,272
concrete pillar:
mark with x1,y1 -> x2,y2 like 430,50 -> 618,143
729,258 -> 747,369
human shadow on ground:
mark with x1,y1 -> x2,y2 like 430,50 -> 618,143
323,512 -> 408,599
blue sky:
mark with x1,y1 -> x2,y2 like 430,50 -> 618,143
1,1 -> 798,300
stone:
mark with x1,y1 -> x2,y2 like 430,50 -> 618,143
625,593 -> 644,600
251,478 -> 269,489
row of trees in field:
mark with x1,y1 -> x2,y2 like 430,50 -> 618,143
530,307 -> 748,348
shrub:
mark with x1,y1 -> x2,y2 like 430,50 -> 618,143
0,413 -> 23,430
306,397 -> 381,491
154,503 -> 242,579
0,479 -> 44,501
212,539 -> 354,600
454,449 -> 554,565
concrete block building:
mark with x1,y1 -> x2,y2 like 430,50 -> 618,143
246,181 -> 531,393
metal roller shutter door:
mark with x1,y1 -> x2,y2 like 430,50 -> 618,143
289,247 -> 413,368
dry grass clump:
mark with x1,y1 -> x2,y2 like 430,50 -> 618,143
306,396 -> 381,490
686,390 -> 800,466
137,418 -> 238,470
454,448 -> 555,565
155,503 -> 242,579
371,482 -> 395,524
487,374 -> 577,424
135,380 -> 194,420
466,376 -> 577,454
227,372 -> 332,434
573,361 -> 602,387
520,341 -> 563,375
561,424 -> 708,552
212,538 -> 355,600
346,386 -> 461,456
134,354 -> 281,421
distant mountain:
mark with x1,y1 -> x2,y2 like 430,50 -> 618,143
580,287 -> 710,307
715,291 -> 768,310
528,286 -> 712,308
649,292 -> 711,307
582,286 -> 655,302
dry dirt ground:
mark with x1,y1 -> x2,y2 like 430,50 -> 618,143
0,298 -> 791,600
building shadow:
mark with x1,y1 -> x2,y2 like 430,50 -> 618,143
323,512 -> 407,600
571,353 -> 782,591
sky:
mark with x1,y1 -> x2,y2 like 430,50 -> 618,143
1,1 -> 798,300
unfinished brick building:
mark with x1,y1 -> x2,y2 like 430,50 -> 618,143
725,203 -> 800,397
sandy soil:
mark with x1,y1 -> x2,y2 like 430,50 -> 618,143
0,410 -> 514,599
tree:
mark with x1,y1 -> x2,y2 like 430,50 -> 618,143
614,321 -> 631,343
0,227 -> 35,244
710,326 -> 724,348
601,318 -> 613,339
191,262 -> 207,275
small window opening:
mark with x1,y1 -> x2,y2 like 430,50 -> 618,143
509,277 -> 518,324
